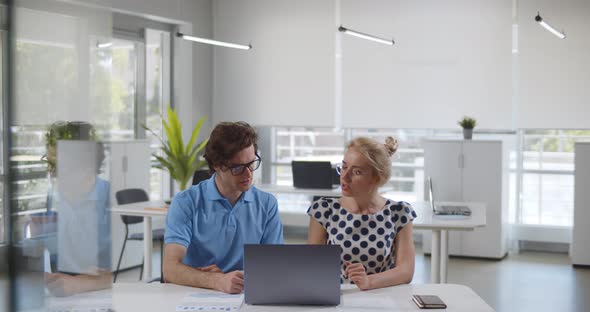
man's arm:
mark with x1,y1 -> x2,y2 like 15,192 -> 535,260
260,197 -> 284,244
163,243 -> 244,294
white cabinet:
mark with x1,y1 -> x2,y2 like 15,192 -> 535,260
105,141 -> 154,271
572,142 -> 590,266
422,140 -> 509,259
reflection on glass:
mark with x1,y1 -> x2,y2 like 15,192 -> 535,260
11,1 -> 114,310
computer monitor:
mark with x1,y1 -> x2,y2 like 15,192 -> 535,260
291,161 -> 335,189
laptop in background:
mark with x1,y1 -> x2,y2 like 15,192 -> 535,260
291,161 -> 336,189
244,244 -> 341,306
428,176 -> 472,216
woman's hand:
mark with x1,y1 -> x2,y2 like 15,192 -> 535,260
344,262 -> 372,291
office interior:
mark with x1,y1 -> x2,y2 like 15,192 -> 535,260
0,0 -> 590,311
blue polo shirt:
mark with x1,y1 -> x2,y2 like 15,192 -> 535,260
164,174 -> 284,272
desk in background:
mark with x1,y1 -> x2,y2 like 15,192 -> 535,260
257,184 -> 393,227
46,282 -> 495,312
412,201 -> 486,284
110,200 -> 168,282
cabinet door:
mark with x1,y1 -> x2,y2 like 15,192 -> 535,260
124,141 -> 151,192
461,141 -> 504,258
423,140 -> 463,255
423,141 -> 463,201
573,143 -> 590,265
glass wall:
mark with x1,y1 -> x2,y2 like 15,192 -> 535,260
10,0 -> 114,310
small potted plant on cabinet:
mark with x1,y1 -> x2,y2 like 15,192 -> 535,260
458,116 -> 477,140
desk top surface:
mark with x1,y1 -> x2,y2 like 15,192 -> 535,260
257,184 -> 394,197
110,200 -> 168,216
45,282 -> 495,312
410,201 -> 486,230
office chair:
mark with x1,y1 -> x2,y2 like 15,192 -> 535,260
192,169 -> 211,185
114,189 -> 165,282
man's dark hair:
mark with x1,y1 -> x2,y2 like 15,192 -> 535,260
204,121 -> 258,173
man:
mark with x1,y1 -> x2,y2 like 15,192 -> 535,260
164,121 -> 284,294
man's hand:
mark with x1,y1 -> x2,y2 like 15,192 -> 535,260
213,271 -> 244,294
344,262 -> 372,291
45,272 -> 78,297
197,264 -> 222,273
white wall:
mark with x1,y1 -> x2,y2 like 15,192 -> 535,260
341,0 -> 512,129
211,0 -> 590,130
517,0 -> 590,129
213,0 -> 336,127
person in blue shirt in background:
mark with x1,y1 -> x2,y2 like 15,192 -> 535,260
164,121 -> 284,294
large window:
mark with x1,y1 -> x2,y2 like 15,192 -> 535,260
519,130 -> 590,227
271,127 -> 588,228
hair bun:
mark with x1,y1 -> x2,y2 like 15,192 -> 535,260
384,137 -> 398,156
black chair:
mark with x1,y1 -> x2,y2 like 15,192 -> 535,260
192,169 -> 212,185
114,189 -> 165,282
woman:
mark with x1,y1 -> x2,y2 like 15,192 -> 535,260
307,137 -> 417,290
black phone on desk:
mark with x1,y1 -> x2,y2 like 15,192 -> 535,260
412,294 -> 447,309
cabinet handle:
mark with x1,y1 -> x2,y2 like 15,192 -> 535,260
458,154 -> 465,168
123,156 -> 128,172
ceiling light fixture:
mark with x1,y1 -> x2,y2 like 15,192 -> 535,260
535,13 -> 566,39
96,41 -> 113,48
338,26 -> 394,46
177,32 -> 251,50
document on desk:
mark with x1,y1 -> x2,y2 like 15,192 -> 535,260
176,293 -> 243,311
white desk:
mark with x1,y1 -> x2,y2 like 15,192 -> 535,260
412,201 -> 486,284
46,282 -> 495,312
110,200 -> 168,282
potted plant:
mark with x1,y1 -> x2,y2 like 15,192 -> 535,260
458,116 -> 477,140
143,107 -> 208,191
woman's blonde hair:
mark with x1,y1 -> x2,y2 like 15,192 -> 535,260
346,136 -> 398,186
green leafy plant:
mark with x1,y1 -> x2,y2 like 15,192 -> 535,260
143,107 -> 208,191
458,116 -> 477,129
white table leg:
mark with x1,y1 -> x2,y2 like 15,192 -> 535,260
143,216 -> 153,282
430,230 -> 441,284
440,230 -> 449,284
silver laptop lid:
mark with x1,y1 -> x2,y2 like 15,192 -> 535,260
244,244 -> 341,306
428,176 -> 436,213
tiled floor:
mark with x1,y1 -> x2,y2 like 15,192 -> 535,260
115,235 -> 590,312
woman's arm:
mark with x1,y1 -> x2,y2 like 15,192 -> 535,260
348,223 -> 415,290
307,218 -> 328,244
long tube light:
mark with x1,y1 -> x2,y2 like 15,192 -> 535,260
338,26 -> 394,46
535,13 -> 566,39
96,41 -> 113,48
177,32 -> 251,50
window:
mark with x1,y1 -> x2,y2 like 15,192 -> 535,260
518,130 -> 590,226
271,127 -> 586,228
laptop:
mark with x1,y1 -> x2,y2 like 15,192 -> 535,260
291,161 -> 337,189
428,176 -> 472,216
244,244 -> 341,305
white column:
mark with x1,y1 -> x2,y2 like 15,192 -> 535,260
440,230 -> 449,283
430,230 -> 441,284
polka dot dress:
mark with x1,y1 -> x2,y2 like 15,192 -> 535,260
307,197 -> 417,284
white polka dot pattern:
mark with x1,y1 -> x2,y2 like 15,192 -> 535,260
307,197 -> 417,283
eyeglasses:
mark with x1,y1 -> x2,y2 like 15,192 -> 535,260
336,163 -> 370,177
227,157 -> 262,176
